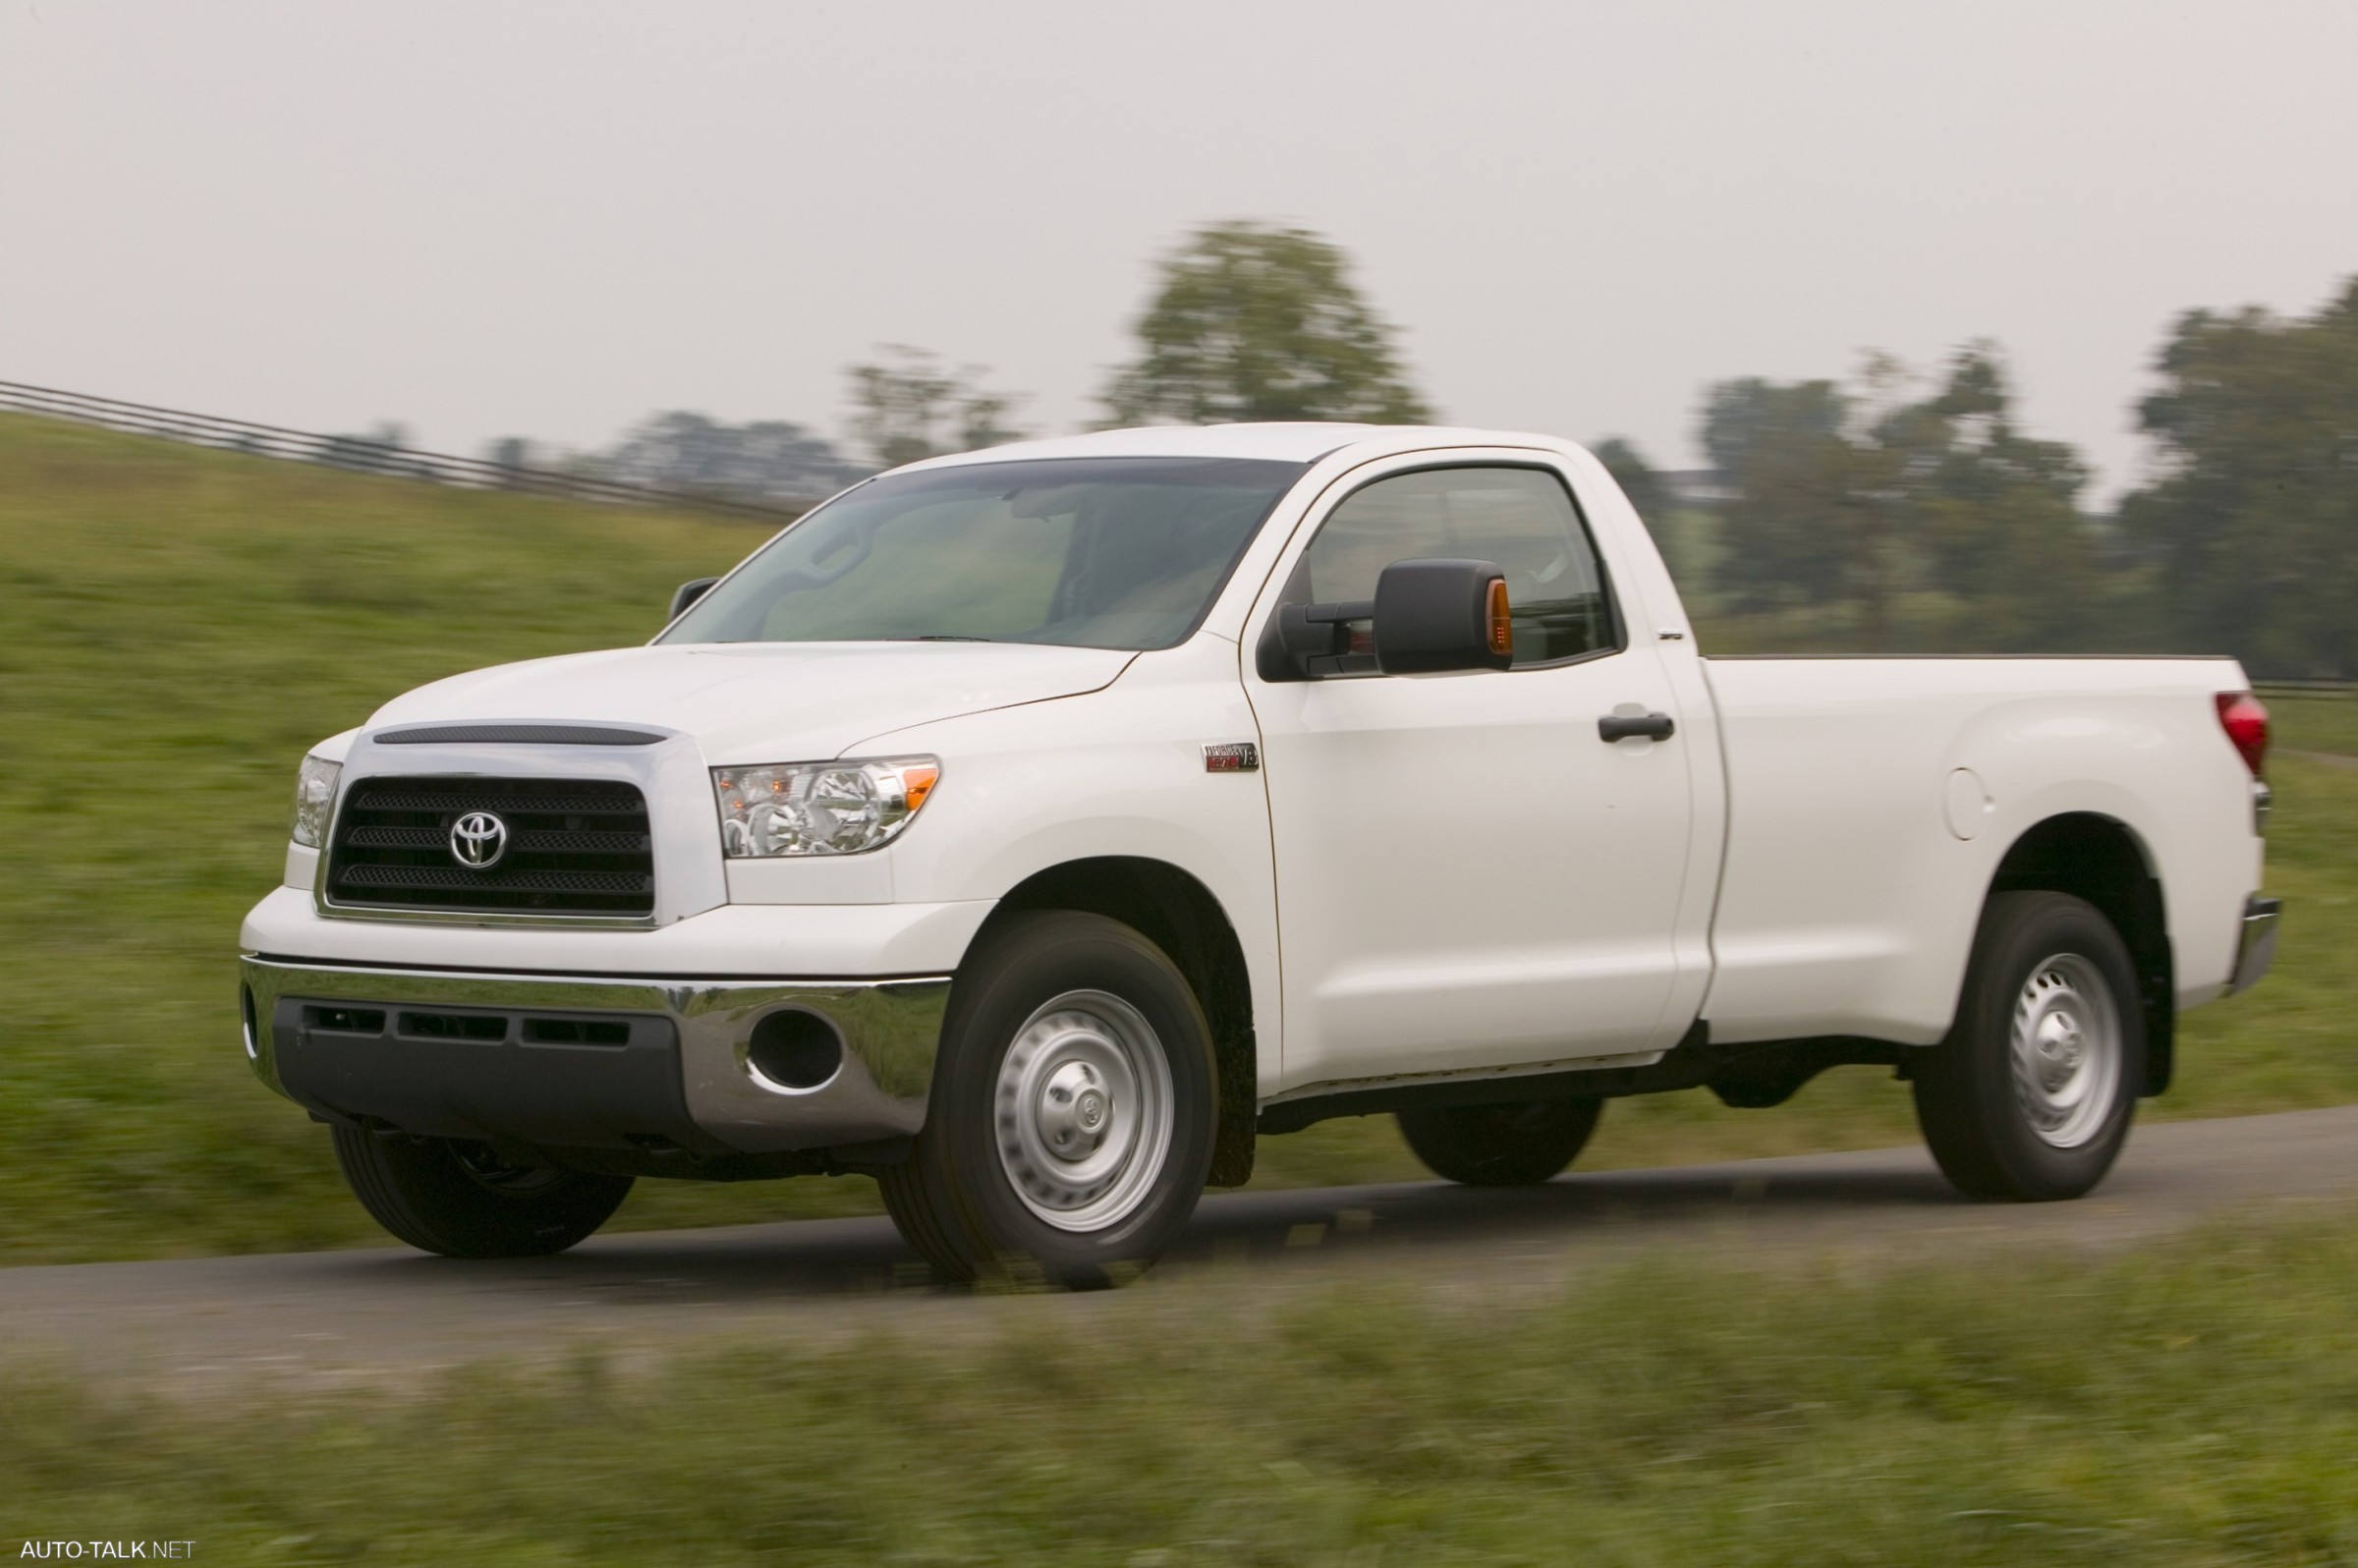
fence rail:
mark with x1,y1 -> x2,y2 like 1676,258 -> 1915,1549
2255,680 -> 2355,700
0,378 -> 808,524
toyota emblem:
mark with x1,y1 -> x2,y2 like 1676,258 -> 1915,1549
449,811 -> 509,869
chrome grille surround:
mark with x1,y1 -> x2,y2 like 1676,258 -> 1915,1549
312,723 -> 729,929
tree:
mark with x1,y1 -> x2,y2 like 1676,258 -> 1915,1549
1102,221 -> 1432,425
1698,373 -> 1887,635
1699,346 -> 2101,650
601,411 -> 866,503
2117,276 -> 2358,677
1592,436 -> 1671,526
1592,435 -> 1704,584
844,345 -> 1026,470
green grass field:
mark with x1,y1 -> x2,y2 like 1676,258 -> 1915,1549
1,412 -> 2350,1262
11,1204 -> 2358,1563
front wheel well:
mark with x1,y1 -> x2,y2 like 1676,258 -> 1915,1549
1986,812 -> 2174,1095
974,857 -> 1257,1186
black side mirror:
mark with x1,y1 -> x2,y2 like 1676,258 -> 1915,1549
1372,558 -> 1512,674
1256,558 -> 1511,681
668,577 -> 720,622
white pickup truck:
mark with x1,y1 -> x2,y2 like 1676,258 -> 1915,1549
240,423 -> 2280,1284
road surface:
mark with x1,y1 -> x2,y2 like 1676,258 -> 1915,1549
5,1105 -> 2355,1393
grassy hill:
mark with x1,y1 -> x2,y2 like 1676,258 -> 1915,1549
1,412 -> 2350,1262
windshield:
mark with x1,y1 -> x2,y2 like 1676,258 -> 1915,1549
659,456 -> 1308,651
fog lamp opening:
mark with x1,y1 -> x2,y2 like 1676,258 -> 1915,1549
746,1009 -> 845,1094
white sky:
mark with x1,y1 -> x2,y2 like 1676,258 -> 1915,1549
4,0 -> 2354,503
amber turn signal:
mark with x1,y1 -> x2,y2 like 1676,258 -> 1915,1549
1486,578 -> 1513,658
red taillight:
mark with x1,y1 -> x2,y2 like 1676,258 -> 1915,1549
2215,692 -> 2270,776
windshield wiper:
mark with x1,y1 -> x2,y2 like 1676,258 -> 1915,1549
909,635 -> 996,643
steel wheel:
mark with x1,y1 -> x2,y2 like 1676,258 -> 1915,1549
1913,891 -> 2145,1203
878,910 -> 1217,1287
2009,953 -> 2123,1149
993,989 -> 1176,1231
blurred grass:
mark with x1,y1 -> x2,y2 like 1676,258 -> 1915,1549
2272,692 -> 2358,757
11,1204 -> 2358,1563
0,414 -> 2348,1261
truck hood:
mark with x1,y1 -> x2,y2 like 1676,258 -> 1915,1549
365,642 -> 1136,763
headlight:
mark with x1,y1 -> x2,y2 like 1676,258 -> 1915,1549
712,756 -> 940,858
291,755 -> 342,848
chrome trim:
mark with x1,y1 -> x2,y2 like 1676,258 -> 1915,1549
240,957 -> 950,1150
311,725 -> 727,929
2253,778 -> 2273,835
2230,896 -> 2282,995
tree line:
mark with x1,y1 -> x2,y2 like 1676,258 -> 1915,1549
482,222 -> 2354,679
1608,281 -> 2358,678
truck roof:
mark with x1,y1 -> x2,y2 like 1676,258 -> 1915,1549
890,421 -> 1577,472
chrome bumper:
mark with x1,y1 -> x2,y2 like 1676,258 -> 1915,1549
240,956 -> 949,1153
2229,896 -> 2282,995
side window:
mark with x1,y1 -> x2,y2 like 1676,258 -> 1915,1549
1300,466 -> 1619,666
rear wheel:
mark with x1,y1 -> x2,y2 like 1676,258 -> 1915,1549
1912,891 -> 2145,1202
880,911 -> 1217,1287
1397,1097 -> 1602,1186
331,1128 -> 633,1258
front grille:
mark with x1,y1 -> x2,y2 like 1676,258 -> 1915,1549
325,776 -> 655,918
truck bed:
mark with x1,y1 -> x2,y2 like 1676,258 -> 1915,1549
1695,655 -> 2262,1046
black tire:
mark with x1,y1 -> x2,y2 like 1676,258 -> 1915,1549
1912,890 -> 2146,1202
331,1127 -> 634,1258
880,911 -> 1218,1288
1396,1097 -> 1602,1186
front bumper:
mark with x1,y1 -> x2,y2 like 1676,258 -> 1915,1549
241,956 -> 949,1162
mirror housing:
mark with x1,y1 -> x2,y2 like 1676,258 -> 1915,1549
1374,558 -> 1511,674
668,577 -> 721,622
1256,558 -> 1511,680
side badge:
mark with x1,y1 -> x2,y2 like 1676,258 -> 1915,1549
1203,742 -> 1261,773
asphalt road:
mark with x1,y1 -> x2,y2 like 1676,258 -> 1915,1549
6,1105 -> 2356,1394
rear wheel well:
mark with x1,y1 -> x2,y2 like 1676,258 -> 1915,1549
975,858 -> 1258,1185
1987,813 -> 2174,1094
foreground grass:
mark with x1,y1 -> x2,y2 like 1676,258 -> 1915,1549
10,1206 -> 2358,1563
0,414 -> 2347,1260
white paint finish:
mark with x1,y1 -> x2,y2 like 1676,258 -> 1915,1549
850,635 -> 1287,1092
282,842 -> 318,891
1539,442 -> 1728,1045
365,642 -> 1134,768
241,884 -> 993,978
724,854 -> 893,906
1238,447 -> 1702,1094
1698,657 -> 2262,1043
1944,767 -> 1993,841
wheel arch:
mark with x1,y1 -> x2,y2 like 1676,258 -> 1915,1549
969,856 -> 1258,1185
1984,812 -> 2175,1095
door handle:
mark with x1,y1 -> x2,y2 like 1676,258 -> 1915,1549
1598,711 -> 1676,743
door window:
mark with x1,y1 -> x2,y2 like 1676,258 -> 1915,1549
1298,466 -> 1620,666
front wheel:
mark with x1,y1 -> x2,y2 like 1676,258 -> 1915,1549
880,911 -> 1217,1288
1912,890 -> 2145,1202
331,1128 -> 634,1258
1397,1097 -> 1602,1186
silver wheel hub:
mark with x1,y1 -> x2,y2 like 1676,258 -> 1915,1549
2009,953 -> 2122,1149
993,989 -> 1174,1233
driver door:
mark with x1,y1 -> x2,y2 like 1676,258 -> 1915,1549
1246,458 -> 1697,1093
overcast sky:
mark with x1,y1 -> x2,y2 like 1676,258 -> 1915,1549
4,0 -> 2353,502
